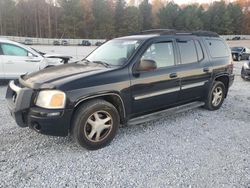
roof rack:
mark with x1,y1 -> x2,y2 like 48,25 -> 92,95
135,29 -> 219,37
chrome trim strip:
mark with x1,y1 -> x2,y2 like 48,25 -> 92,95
9,80 -> 21,94
181,81 -> 207,90
75,93 -> 126,117
134,87 -> 180,100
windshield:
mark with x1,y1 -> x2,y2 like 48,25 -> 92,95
86,39 -> 142,66
231,47 -> 243,52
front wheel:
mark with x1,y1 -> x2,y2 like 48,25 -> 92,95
72,99 -> 120,150
237,55 -> 241,61
204,81 -> 226,110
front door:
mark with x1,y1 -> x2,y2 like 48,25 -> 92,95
130,39 -> 181,116
1,43 -> 41,79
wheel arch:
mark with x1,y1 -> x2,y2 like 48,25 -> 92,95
73,93 -> 126,125
214,74 -> 230,98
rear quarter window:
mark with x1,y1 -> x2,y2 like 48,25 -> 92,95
206,39 -> 230,58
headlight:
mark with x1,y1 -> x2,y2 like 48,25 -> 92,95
35,90 -> 66,109
243,62 -> 249,69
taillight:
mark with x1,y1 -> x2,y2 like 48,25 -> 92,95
228,63 -> 234,74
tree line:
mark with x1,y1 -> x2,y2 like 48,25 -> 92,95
0,0 -> 250,39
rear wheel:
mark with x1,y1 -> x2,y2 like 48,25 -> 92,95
204,81 -> 226,110
72,99 -> 120,150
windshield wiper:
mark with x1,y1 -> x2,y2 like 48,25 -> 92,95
92,61 -> 111,68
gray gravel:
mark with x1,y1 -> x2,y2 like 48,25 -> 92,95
0,56 -> 250,187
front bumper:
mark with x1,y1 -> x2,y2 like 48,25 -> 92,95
242,68 -> 250,80
6,80 -> 73,136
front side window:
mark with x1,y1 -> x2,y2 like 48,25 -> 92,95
1,44 -> 28,56
178,40 -> 197,64
86,39 -> 142,66
141,42 -> 175,68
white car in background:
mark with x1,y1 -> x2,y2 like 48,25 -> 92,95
0,38 -> 72,79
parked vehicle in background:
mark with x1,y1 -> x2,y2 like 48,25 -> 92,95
232,36 -> 241,40
6,30 -> 234,150
81,40 -> 91,46
24,39 -> 33,45
0,38 -> 70,79
241,60 -> 250,80
61,40 -> 69,46
53,40 -> 60,46
231,47 -> 250,61
95,41 -> 103,46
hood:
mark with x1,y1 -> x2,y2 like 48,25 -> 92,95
21,63 -> 109,89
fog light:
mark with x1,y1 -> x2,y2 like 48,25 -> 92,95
46,112 -> 61,117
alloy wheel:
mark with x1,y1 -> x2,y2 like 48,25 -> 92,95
212,86 -> 223,107
84,111 -> 113,142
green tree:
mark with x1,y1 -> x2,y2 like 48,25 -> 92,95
139,0 -> 153,30
59,0 -> 84,38
114,0 -> 126,36
123,6 -> 142,35
227,3 -> 244,34
158,2 -> 180,29
204,1 -> 232,34
175,5 -> 204,31
92,0 -> 115,38
0,0 -> 16,35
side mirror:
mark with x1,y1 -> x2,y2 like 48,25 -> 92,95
28,52 -> 34,57
137,59 -> 157,72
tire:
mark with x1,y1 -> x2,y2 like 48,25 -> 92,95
241,68 -> 246,80
237,55 -> 241,61
71,99 -> 120,150
204,81 -> 226,111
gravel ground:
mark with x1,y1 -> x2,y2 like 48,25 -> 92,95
0,46 -> 250,187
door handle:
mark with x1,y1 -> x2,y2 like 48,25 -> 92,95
25,60 -> 40,62
169,73 -> 177,78
6,61 -> 14,64
203,67 -> 210,72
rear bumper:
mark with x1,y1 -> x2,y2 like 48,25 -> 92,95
6,80 -> 73,137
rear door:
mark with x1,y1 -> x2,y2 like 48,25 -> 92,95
1,43 -> 42,79
177,37 -> 211,102
130,38 -> 181,116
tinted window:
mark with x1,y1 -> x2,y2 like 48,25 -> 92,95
1,44 -> 28,56
206,39 -> 229,58
178,40 -> 197,64
194,40 -> 204,61
141,42 -> 175,68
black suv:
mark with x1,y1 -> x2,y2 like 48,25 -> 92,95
6,30 -> 234,150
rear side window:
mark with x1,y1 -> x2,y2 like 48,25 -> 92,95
177,40 -> 197,64
206,39 -> 229,58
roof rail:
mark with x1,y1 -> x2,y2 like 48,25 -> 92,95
135,29 -> 219,37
